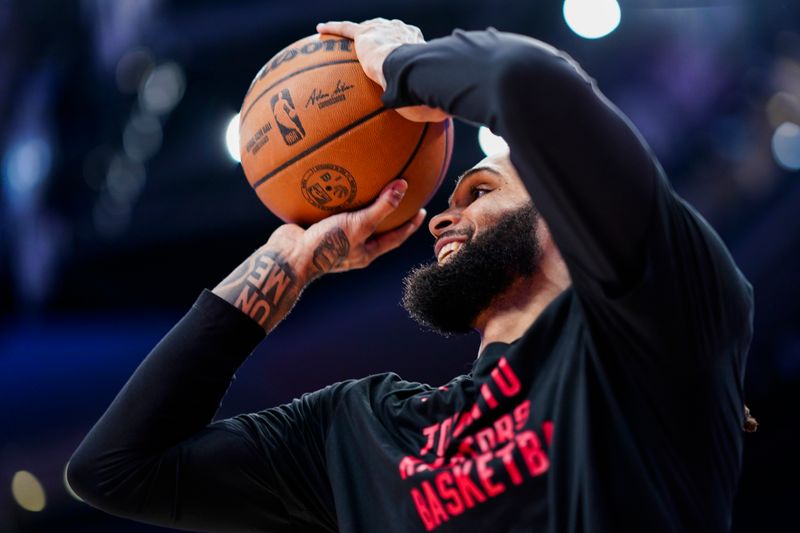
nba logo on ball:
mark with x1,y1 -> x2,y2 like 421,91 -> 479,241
270,89 -> 306,145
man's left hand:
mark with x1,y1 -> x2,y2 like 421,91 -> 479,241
316,18 -> 450,123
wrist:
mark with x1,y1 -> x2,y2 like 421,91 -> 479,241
303,227 -> 351,281
213,242 -> 306,333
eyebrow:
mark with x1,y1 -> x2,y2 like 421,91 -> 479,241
448,166 -> 503,206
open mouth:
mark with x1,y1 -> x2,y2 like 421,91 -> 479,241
437,241 -> 464,264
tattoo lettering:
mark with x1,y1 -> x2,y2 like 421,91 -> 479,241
214,255 -> 257,294
217,251 -> 296,330
311,228 -> 350,274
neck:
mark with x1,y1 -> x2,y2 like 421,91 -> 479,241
473,272 -> 566,356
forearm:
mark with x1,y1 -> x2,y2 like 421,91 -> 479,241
383,29 -> 659,288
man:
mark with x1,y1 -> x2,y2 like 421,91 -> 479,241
68,19 -> 754,532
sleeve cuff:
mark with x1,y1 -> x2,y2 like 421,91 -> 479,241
192,289 -> 266,352
381,42 -> 426,108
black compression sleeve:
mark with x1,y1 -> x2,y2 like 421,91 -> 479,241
71,289 -> 264,459
66,291 -> 302,531
382,28 -> 658,292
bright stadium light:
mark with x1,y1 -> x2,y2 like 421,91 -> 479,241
563,0 -> 622,40
225,113 -> 241,163
478,126 -> 508,156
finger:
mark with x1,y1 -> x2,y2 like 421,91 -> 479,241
396,105 -> 450,123
363,208 -> 426,259
316,21 -> 361,38
359,17 -> 390,26
351,179 -> 408,236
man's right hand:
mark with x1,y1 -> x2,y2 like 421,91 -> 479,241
213,179 -> 425,333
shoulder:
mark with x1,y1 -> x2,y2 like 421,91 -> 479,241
572,173 -> 753,357
337,372 -> 434,404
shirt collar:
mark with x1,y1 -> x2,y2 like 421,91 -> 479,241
471,339 -> 519,378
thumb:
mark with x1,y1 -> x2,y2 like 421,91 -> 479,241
352,179 -> 408,235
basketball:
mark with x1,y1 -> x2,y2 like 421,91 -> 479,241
238,33 -> 453,232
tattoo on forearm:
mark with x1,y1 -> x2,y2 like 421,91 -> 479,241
311,228 -> 350,274
216,251 -> 297,331
215,229 -> 348,332
214,255 -> 257,294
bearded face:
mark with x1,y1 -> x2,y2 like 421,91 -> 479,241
401,201 -> 542,335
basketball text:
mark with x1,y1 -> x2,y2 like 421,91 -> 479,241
398,357 -> 554,531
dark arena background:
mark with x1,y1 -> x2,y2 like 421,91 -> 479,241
1,1 -> 798,531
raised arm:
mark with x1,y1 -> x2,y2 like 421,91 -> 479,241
319,21 -> 656,293
67,180 -> 424,531
318,19 -> 752,357
390,29 -> 658,291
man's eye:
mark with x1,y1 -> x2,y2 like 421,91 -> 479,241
471,187 -> 491,199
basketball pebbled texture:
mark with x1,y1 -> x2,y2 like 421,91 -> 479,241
238,33 -> 453,232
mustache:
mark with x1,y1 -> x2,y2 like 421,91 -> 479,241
434,227 -> 474,247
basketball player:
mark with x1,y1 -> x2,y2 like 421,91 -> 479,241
68,19 -> 755,532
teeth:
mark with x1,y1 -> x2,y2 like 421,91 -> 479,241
437,241 -> 463,263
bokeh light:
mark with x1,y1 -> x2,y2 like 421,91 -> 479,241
115,47 -> 154,94
226,113 -> 241,163
478,126 -> 508,157
766,92 -> 800,128
772,121 -> 800,170
123,113 -> 162,162
563,0 -> 621,39
11,471 -> 46,512
2,137 -> 51,199
139,62 -> 185,115
106,153 -> 146,202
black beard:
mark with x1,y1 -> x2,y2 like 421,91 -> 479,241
401,202 -> 542,336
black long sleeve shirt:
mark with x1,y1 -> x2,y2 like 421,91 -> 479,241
68,29 -> 754,532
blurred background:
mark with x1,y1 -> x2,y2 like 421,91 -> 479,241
0,0 -> 798,531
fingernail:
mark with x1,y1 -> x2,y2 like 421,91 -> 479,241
388,180 -> 408,207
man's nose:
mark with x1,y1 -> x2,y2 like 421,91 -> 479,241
429,209 -> 461,238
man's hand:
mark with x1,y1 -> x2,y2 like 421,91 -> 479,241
213,179 -> 425,332
316,18 -> 449,123
272,178 -> 425,278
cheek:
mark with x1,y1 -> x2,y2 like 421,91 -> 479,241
461,207 -> 492,237
465,197 -> 514,229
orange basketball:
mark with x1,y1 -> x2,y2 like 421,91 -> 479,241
238,33 -> 453,233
